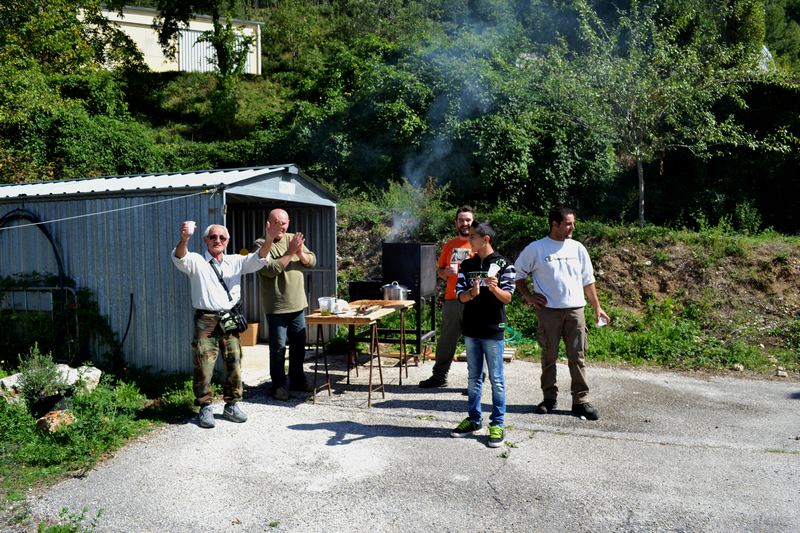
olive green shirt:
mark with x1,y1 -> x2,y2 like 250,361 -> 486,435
257,233 -> 316,315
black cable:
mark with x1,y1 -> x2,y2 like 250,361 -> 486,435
0,208 -> 67,288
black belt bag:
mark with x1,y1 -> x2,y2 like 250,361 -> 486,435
219,303 -> 248,334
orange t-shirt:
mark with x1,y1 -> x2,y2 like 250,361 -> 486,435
438,237 -> 474,300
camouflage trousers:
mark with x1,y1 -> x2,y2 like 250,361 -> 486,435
192,311 -> 243,406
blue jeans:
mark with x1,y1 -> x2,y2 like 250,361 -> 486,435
464,336 -> 506,427
267,311 -> 307,389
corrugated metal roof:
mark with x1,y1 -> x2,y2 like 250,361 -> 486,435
0,165 -> 295,199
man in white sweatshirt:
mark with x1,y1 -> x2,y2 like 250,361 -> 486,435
514,206 -> 609,421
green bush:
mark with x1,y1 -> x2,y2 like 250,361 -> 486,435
17,345 -> 69,408
5,378 -> 148,472
51,109 -> 164,178
586,297 -> 770,370
733,200 -> 763,235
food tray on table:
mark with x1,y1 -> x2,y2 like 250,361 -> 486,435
348,299 -> 416,312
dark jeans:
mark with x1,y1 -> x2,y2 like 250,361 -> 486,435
267,310 -> 307,389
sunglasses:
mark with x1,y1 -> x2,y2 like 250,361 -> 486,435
206,234 -> 228,242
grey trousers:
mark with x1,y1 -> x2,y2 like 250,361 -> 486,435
431,299 -> 464,380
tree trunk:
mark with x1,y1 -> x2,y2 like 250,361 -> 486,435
637,156 -> 645,226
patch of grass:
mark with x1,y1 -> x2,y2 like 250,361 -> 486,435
39,506 -> 103,533
587,297 -> 772,371
653,249 -> 671,265
512,342 -> 540,360
772,319 -> 800,352
731,267 -> 774,294
773,250 -> 790,264
775,349 -> 799,373
0,367 -> 202,521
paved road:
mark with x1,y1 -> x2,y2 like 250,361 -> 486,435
26,347 -> 800,532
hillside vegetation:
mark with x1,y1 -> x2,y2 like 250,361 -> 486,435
336,187 -> 800,377
3,1 -> 800,231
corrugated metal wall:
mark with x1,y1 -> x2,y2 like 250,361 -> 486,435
226,201 -> 338,343
0,192 -> 219,374
0,189 -> 337,374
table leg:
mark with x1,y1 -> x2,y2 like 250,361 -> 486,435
348,324 -> 360,384
367,321 -> 385,407
398,308 -> 408,385
312,324 -> 331,403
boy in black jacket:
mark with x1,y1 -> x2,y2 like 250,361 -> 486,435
450,221 -> 516,447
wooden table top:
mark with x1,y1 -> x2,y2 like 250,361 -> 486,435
306,299 -> 415,325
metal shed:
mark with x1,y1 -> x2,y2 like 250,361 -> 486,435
0,165 -> 337,374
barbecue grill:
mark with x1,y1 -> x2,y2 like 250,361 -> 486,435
348,242 -> 437,355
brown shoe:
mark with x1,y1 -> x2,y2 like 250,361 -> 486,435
272,387 -> 289,401
534,399 -> 557,414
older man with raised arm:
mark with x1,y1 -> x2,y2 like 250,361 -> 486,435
173,221 -> 271,429
514,206 -> 609,421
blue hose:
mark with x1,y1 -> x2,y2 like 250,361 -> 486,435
504,325 -> 524,345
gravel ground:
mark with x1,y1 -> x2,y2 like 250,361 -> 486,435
22,347 -> 800,532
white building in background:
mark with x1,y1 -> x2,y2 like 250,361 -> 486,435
101,5 -> 261,74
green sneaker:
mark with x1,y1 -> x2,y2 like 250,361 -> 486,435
487,425 -> 505,448
450,418 -> 481,438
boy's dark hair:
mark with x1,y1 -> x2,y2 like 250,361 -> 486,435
470,220 -> 496,244
548,206 -> 575,227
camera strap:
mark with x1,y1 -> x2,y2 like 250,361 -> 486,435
209,259 -> 234,303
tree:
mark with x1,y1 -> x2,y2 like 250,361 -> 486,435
144,1 -> 255,134
0,0 -> 151,183
765,0 -> 800,72
559,0 -> 770,225
1,0 -> 143,74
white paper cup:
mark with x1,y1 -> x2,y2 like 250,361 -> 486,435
185,221 -> 196,235
487,263 -> 500,277
596,316 -> 608,328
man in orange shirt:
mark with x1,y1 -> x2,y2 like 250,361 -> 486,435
420,206 -> 475,388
